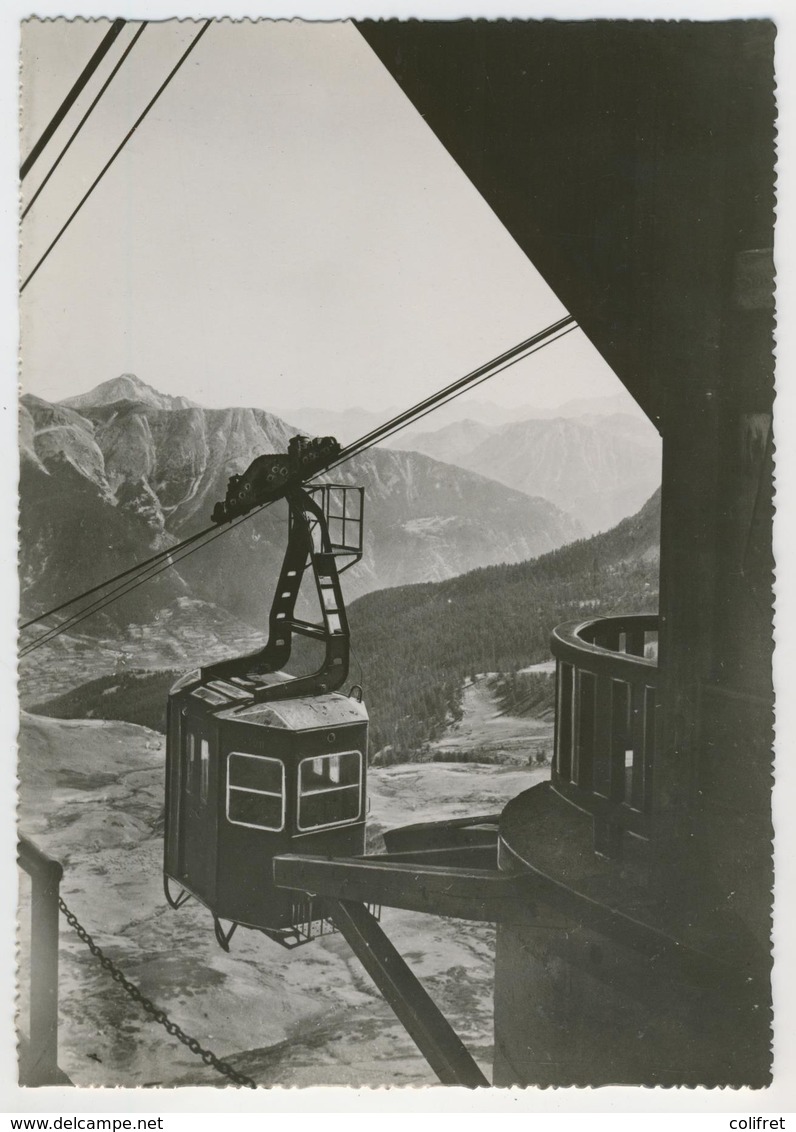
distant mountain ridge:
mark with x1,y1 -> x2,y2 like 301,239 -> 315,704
385,412 -> 660,535
272,390 -> 649,446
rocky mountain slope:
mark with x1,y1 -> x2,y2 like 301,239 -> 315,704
17,712 -> 548,1087
392,417 -> 498,466
19,378 -> 581,638
385,411 -> 661,535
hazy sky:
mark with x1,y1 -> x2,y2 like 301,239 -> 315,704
20,18 -> 634,415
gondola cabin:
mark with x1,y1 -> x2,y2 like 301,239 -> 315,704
164,676 -> 368,947
163,467 -> 368,947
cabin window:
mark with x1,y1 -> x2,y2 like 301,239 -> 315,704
200,739 -> 210,805
297,751 -> 362,831
184,731 -> 197,794
226,753 -> 285,832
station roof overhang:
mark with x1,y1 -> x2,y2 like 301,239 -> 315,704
354,19 -> 776,430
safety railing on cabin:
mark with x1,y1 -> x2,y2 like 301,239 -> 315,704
550,614 -> 659,858
17,836 -> 70,1086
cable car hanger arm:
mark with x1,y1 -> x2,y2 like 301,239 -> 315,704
199,485 -> 356,702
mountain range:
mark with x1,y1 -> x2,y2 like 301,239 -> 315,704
347,486 -> 661,752
19,375 -> 581,648
60,373 -> 200,413
271,392 -> 660,534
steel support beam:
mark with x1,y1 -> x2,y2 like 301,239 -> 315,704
372,846 -> 497,869
328,898 -> 489,1088
274,853 -> 521,921
382,814 -> 501,853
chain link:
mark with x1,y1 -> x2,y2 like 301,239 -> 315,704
58,897 -> 257,1089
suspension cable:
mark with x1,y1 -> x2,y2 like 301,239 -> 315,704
20,20 -> 211,294
335,314 -> 576,462
22,23 -> 149,221
322,319 -> 579,475
359,322 -> 578,450
19,506 -> 268,656
20,19 -> 127,180
19,522 -> 215,630
19,317 -> 577,652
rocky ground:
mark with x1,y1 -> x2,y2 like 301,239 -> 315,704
17,705 -> 549,1090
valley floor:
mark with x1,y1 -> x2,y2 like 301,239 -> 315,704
18,599 -> 267,706
17,710 -> 549,1089
427,674 -> 553,764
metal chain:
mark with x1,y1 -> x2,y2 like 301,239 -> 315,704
58,897 -> 257,1089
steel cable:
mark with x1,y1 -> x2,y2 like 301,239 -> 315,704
19,523 -> 215,631
20,20 -> 211,293
334,314 -> 576,462
22,23 -> 149,221
20,20 -> 127,180
319,321 -> 579,477
19,506 -> 270,656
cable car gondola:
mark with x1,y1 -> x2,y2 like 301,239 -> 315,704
163,448 -> 367,948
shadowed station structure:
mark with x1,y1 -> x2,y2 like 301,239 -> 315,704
343,18 -> 775,1086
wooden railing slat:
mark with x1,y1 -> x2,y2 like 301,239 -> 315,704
556,662 -> 573,782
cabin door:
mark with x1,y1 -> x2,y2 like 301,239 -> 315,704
178,720 -> 213,896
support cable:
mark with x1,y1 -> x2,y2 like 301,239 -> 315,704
22,23 -> 149,221
20,19 -> 127,181
20,20 -> 211,294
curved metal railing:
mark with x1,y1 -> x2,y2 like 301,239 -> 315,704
550,614 -> 659,857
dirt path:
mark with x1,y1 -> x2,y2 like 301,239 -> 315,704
428,674 -> 553,764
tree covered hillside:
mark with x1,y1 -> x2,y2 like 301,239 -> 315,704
348,489 -> 661,754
